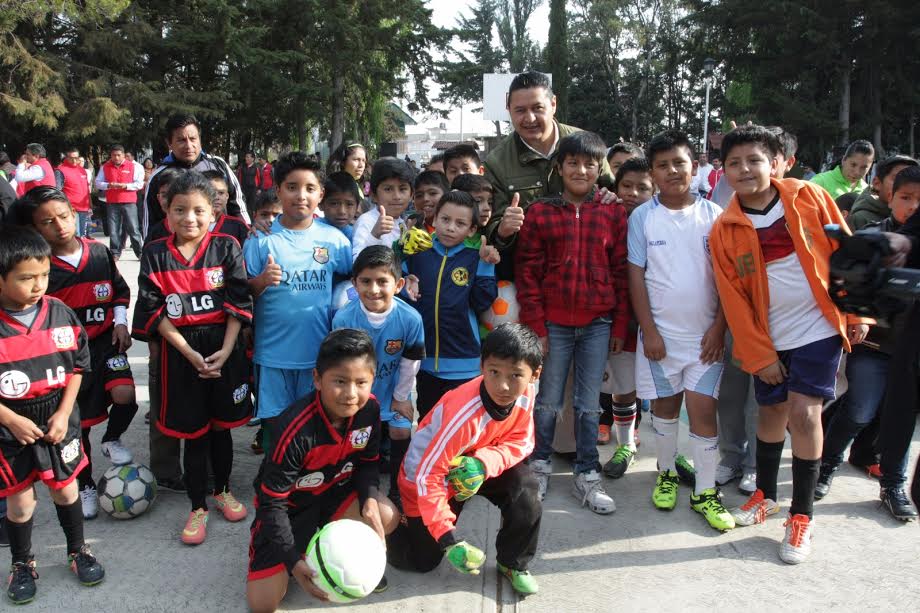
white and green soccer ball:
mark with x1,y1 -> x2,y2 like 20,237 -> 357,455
98,463 -> 158,519
304,519 -> 386,603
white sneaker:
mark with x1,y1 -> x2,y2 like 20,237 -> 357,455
779,514 -> 814,564
531,459 -> 551,501
101,438 -> 134,465
80,485 -> 99,520
731,489 -> 780,526
739,470 -> 757,495
715,464 -> 741,486
572,470 -> 616,514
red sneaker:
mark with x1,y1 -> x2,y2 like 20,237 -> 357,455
597,424 -> 612,445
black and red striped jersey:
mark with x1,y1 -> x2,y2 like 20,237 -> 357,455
0,297 -> 90,411
212,215 -> 250,246
132,233 -> 252,340
146,219 -> 171,243
47,237 -> 130,340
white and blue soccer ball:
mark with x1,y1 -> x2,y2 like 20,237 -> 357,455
98,463 -> 158,519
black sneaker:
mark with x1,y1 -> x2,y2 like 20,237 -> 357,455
657,455 -> 697,489
158,476 -> 187,493
7,559 -> 38,604
68,545 -> 105,586
880,487 -> 919,521
814,464 -> 836,500
374,575 -> 388,593
0,517 -> 8,548
251,431 -> 264,455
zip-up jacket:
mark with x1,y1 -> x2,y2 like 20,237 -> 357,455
848,187 -> 889,230
810,166 -> 867,200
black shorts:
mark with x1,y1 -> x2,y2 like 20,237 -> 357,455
157,325 -> 252,439
247,486 -> 358,581
0,391 -> 87,497
78,330 -> 135,427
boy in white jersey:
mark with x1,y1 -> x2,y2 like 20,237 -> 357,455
627,130 -> 734,531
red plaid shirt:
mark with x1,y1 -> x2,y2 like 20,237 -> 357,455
515,190 -> 629,340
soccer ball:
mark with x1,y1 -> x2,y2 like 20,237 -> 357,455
97,463 -> 158,519
304,519 -> 386,603
480,280 -> 520,331
332,280 -> 359,311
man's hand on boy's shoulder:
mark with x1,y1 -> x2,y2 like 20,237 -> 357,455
597,187 -> 620,205
291,560 -> 329,602
405,274 -> 421,301
478,235 -> 500,265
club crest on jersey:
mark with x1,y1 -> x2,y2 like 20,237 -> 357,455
0,370 -> 30,399
60,438 -> 80,464
349,426 -> 372,449
313,246 -> 330,264
451,267 -> 469,286
106,355 -> 129,372
233,383 -> 249,404
165,294 -> 183,319
295,472 -> 325,490
385,339 -> 403,355
206,268 -> 225,289
51,326 -> 76,349
93,282 -> 112,302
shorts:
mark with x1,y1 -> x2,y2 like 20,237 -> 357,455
254,366 -> 314,419
0,391 -> 87,497
635,334 -> 724,400
158,326 -> 252,439
247,486 -> 358,581
601,351 -> 637,396
381,404 -> 412,430
78,330 -> 135,427
753,335 -> 843,406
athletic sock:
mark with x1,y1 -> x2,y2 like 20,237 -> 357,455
102,402 -> 139,442
755,438 -> 784,501
612,401 -> 637,448
210,428 -> 234,495
651,414 -> 678,472
690,433 -> 719,494
789,455 -> 820,518
389,436 -> 411,495
77,428 -> 95,490
7,517 -> 34,564
54,500 -> 85,555
184,435 -> 209,510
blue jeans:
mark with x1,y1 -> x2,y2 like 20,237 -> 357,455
533,318 -> 611,475
75,211 -> 92,237
106,203 -> 142,257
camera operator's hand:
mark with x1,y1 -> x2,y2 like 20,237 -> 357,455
848,323 -> 869,345
885,233 -> 912,267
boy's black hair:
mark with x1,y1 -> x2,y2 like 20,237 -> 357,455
481,323 -> 543,373
0,225 -> 51,277
607,142 -> 644,162
370,158 -> 414,194
844,139 -> 875,159
352,245 -> 402,281
156,168 -> 184,191
109,144 -> 125,154
765,126 -> 798,159
507,71 -> 554,100
835,192 -> 858,213
556,131 -> 607,165
25,143 -> 46,158
443,144 -> 481,169
875,155 -> 919,182
315,328 -> 377,375
323,171 -> 362,206
646,129 -> 695,165
415,170 -> 450,193
165,170 -> 215,208
434,190 -> 480,229
427,153 -> 445,168
613,157 -> 652,190
164,113 -> 200,140
892,165 -> 920,195
720,125 -> 783,161
64,144 -> 80,155
273,150 -> 324,187
451,173 -> 493,194
253,188 -> 279,212
245,150 -> 255,158
9,186 -> 71,227
201,169 -> 228,185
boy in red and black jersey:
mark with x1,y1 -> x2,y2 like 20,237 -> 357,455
0,226 -> 105,604
203,170 -> 251,245
246,329 -> 399,613
11,186 -> 139,520
132,171 -> 253,545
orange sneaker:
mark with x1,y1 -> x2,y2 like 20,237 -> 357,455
730,489 -> 779,526
211,490 -> 248,522
865,463 -> 882,479
181,509 -> 209,545
597,425 -> 612,445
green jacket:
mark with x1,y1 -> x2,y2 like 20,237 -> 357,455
848,187 -> 889,230
810,165 -> 867,200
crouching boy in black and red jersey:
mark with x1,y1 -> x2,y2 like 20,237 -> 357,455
0,226 -> 105,605
246,329 -> 399,613
132,170 -> 253,545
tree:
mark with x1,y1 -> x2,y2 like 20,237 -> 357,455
496,0 -> 543,72
545,0 -> 570,121
438,0 -> 505,109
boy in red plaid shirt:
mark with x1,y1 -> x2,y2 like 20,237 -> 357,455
515,131 -> 629,515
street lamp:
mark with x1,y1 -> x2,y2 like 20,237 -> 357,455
702,57 -> 717,156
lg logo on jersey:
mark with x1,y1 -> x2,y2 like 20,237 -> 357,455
0,370 -> 30,398
86,307 -> 106,323
166,293 -> 214,319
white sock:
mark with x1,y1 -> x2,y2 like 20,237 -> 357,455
613,401 -> 637,449
651,414 -> 678,472
691,433 -> 719,494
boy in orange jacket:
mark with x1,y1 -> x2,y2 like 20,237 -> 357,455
709,125 -> 872,565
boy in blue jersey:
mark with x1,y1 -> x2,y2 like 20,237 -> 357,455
318,171 -> 360,241
333,246 -> 425,506
244,152 -> 352,430
404,190 -> 499,420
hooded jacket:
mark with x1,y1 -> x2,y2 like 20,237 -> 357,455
848,187 -> 889,230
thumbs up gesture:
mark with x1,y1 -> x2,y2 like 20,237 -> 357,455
478,234 -> 500,265
497,192 -> 524,239
260,253 -> 282,287
372,205 -> 395,239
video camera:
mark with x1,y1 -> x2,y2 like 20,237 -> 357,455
826,224 -> 920,319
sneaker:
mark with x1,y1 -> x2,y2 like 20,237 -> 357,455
731,489 -> 780,526
251,431 -> 263,455
158,476 -> 187,493
603,444 -> 636,479
674,454 -> 696,489
880,487 -> 919,521
497,563 -> 538,596
6,559 -> 38,605
531,459 -> 551,502
739,470 -> 757,495
373,575 -> 388,593
814,464 -> 837,500
597,424 -> 612,445
211,490 -> 248,522
572,470 -> 615,514
100,439 -> 133,465
181,509 -> 209,545
690,488 -> 736,531
865,463 -> 882,479
715,464 -> 741,486
247,417 -> 262,427
80,485 -> 99,520
652,470 -> 679,510
68,545 -> 105,586
779,514 -> 814,564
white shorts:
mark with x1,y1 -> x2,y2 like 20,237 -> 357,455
635,335 -> 724,400
601,351 -> 636,396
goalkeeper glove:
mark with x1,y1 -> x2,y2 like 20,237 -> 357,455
448,456 -> 485,501
444,541 -> 486,575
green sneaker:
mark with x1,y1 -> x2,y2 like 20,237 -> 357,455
602,445 -> 636,479
497,563 -> 538,596
652,470 -> 679,510
675,454 -> 696,488
690,488 -> 736,531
